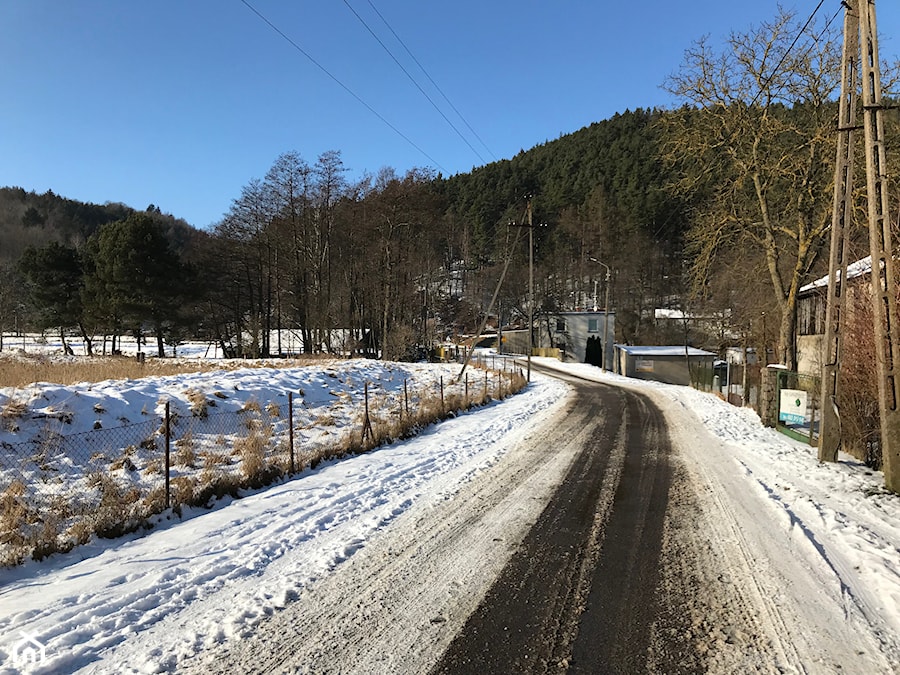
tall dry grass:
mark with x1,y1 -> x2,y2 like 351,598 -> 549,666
1,361 -> 529,567
0,352 -> 336,389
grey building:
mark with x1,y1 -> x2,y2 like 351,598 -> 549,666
614,345 -> 716,386
550,311 -> 615,370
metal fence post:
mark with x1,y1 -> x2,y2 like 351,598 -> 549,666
288,391 -> 295,474
164,400 -> 171,509
440,376 -> 445,413
362,382 -> 373,443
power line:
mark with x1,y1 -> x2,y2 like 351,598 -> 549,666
341,0 -> 487,165
363,0 -> 497,162
749,0 -> 828,107
238,0 -> 446,173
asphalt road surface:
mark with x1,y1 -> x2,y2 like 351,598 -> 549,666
181,364 -> 888,674
433,367 -> 690,674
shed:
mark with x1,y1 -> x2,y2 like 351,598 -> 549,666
615,345 -> 716,386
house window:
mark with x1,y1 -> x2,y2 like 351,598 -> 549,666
799,293 -> 826,335
588,318 -> 600,333
556,318 -> 566,332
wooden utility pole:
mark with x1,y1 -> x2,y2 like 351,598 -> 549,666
526,196 -> 534,382
821,0 -> 900,493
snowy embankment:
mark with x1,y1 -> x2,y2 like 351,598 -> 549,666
0,356 -> 559,673
0,352 -> 521,566
0,355 -> 897,673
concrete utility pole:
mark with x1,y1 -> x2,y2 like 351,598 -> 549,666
511,196 -> 538,382
859,0 -> 900,493
819,4 -> 859,463
526,196 -> 534,382
821,0 -> 900,493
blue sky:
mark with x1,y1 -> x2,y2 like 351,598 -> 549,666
2,1 -> 898,230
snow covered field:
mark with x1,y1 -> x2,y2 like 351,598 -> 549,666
0,356 -> 897,673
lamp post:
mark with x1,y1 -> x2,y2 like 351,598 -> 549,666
588,257 -> 612,372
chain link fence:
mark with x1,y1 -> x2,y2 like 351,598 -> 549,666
1,364 -> 526,567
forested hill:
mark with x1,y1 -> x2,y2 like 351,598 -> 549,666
438,107 -> 689,259
0,187 -> 193,264
1,108 -> 686,266
0,107 -> 690,358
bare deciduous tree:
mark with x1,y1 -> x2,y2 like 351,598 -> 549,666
660,8 -> 841,369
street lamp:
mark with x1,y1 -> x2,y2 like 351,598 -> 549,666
588,257 -> 612,373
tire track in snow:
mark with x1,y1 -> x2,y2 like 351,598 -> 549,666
649,388 -> 897,674
175,388 -> 590,674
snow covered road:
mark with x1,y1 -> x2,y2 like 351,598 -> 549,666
1,366 -> 570,674
1,358 -> 898,673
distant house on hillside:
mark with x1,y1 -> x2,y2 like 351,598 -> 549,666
652,307 -> 734,341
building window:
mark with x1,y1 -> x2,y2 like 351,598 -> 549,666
588,318 -> 600,333
799,293 -> 826,335
556,318 -> 566,332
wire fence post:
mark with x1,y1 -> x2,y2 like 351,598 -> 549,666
362,382 -> 374,444
440,376 -> 445,414
164,400 -> 171,509
288,391 -> 295,474
465,373 -> 469,406
404,378 -> 409,416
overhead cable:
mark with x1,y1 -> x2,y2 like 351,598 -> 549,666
749,0 -> 828,107
364,0 -> 497,162
239,0 -> 446,172
341,0 -> 487,165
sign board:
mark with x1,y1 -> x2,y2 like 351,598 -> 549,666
779,388 -> 807,425
635,359 -> 654,372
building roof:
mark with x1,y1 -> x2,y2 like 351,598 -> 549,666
616,345 -> 716,357
558,310 -> 615,316
800,256 -> 872,294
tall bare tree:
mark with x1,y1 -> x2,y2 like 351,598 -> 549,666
216,179 -> 275,357
660,8 -> 841,369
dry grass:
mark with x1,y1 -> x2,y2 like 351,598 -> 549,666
240,399 -> 262,415
0,363 -> 527,567
236,424 -> 271,479
200,450 -> 232,468
315,412 -> 337,427
0,352 -> 334,389
170,476 -> 195,505
185,388 -> 209,418
1,398 -> 27,432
